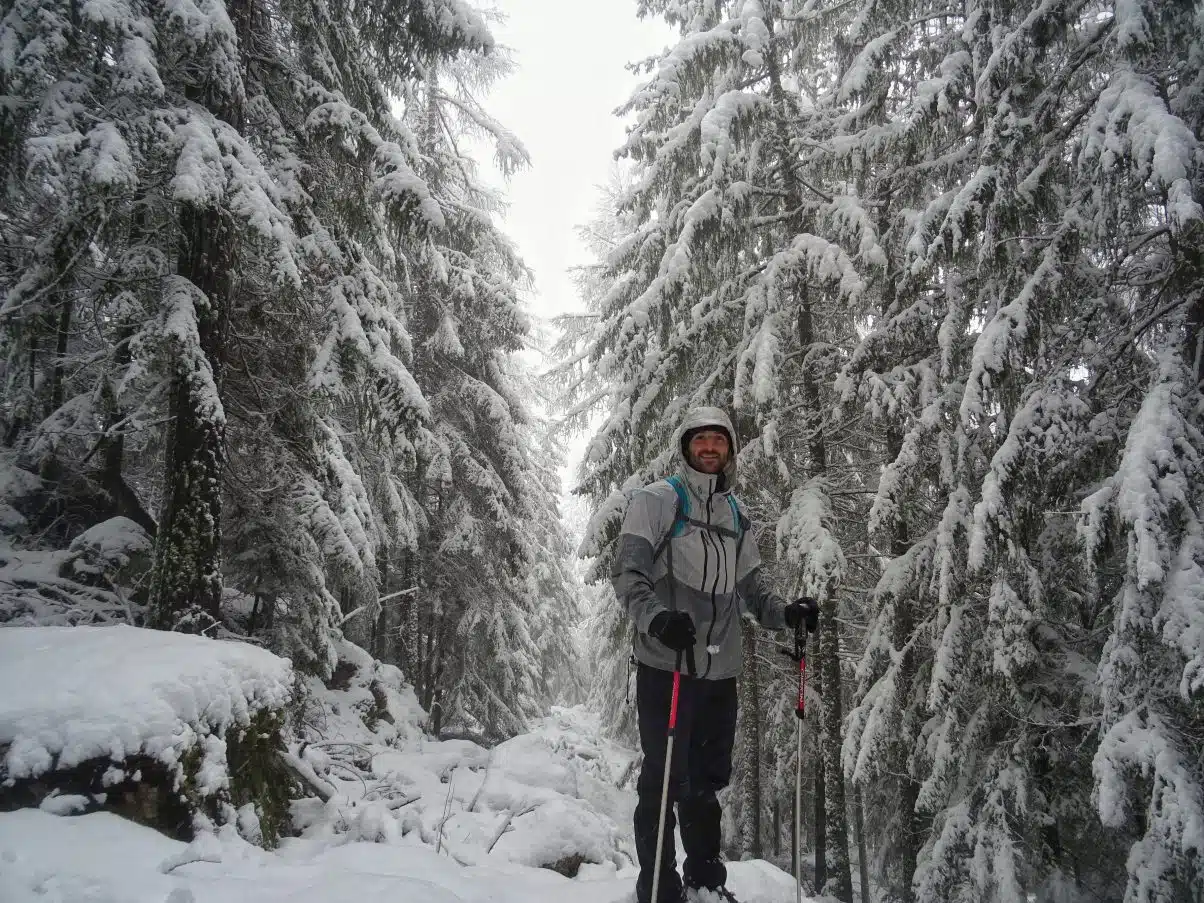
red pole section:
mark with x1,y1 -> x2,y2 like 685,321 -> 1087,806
796,655 -> 806,719
669,670 -> 682,730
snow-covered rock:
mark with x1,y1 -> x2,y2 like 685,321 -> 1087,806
0,625 -> 295,843
0,625 -> 292,779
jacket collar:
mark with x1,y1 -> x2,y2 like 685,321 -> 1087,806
678,458 -> 731,509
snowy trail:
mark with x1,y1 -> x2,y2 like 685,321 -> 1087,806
0,808 -> 800,903
0,628 -> 806,903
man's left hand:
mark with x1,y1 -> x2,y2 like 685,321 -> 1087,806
784,597 -> 819,633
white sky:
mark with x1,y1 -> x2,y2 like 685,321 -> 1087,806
480,1 -> 672,323
473,2 -> 672,507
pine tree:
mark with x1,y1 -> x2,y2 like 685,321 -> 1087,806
831,1 -> 1203,900
1,0 -> 579,738
570,5 -> 863,893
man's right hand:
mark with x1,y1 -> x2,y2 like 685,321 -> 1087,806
784,597 -> 819,633
648,610 -> 696,651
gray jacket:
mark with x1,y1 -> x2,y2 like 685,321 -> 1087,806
612,406 -> 786,680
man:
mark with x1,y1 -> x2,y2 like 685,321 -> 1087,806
612,406 -> 818,903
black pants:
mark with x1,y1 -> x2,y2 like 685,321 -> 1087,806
634,662 -> 738,903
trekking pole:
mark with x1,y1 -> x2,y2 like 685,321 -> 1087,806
651,649 -> 683,903
781,623 -> 807,903
796,625 -> 807,903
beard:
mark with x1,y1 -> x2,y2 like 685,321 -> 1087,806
689,451 -> 728,474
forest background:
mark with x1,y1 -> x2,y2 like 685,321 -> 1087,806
0,2 -> 1201,903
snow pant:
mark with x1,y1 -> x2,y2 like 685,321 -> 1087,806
633,662 -> 739,903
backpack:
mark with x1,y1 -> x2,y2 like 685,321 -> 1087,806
654,474 -> 749,560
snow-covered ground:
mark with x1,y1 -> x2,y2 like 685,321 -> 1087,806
0,626 -> 806,903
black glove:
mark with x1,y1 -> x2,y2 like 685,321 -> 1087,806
784,597 -> 819,633
648,610 -> 696,652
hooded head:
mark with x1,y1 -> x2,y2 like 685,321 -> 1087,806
673,406 -> 738,491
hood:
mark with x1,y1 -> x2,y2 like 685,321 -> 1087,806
673,405 -> 739,490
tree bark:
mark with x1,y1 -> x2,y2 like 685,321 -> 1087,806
1181,233 -> 1204,389
799,295 -> 854,903
148,24 -> 244,629
815,741 -> 826,893
147,214 -> 229,630
884,422 -> 923,903
763,25 -> 855,897
855,784 -> 870,903
48,291 -> 72,417
374,550 -> 389,658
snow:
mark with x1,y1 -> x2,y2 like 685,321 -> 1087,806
170,118 -> 226,206
0,626 -> 292,779
67,517 -> 153,574
0,804 -> 804,903
776,482 -> 845,602
0,624 -> 810,903
1112,0 -> 1150,50
700,91 -> 762,177
85,122 -> 136,188
149,277 -> 226,427
1081,69 -> 1202,226
0,701 -> 807,903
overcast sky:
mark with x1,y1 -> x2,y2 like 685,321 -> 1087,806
480,2 -> 671,323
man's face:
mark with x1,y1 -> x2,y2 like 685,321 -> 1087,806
687,429 -> 730,474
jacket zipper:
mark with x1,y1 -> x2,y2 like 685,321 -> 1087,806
697,494 -> 711,678
702,490 -> 721,677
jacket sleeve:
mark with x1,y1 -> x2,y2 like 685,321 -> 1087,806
611,484 -> 675,636
735,529 -> 787,629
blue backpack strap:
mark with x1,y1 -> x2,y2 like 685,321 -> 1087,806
666,475 -> 690,537
651,476 -> 688,563
729,494 -> 750,563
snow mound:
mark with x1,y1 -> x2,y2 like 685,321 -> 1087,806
0,625 -> 293,779
297,635 -> 426,749
66,517 -> 153,576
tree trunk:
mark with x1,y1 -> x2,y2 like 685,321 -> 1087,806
815,745 -> 826,893
374,550 -> 388,658
741,626 -> 763,858
886,422 -> 923,903
763,29 -> 855,897
147,260 -> 228,631
48,292 -> 72,417
429,612 -> 447,736
149,5 -> 246,630
98,375 -> 156,536
1183,235 -> 1204,389
799,294 -> 854,902
855,784 -> 870,903
818,605 -> 853,900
